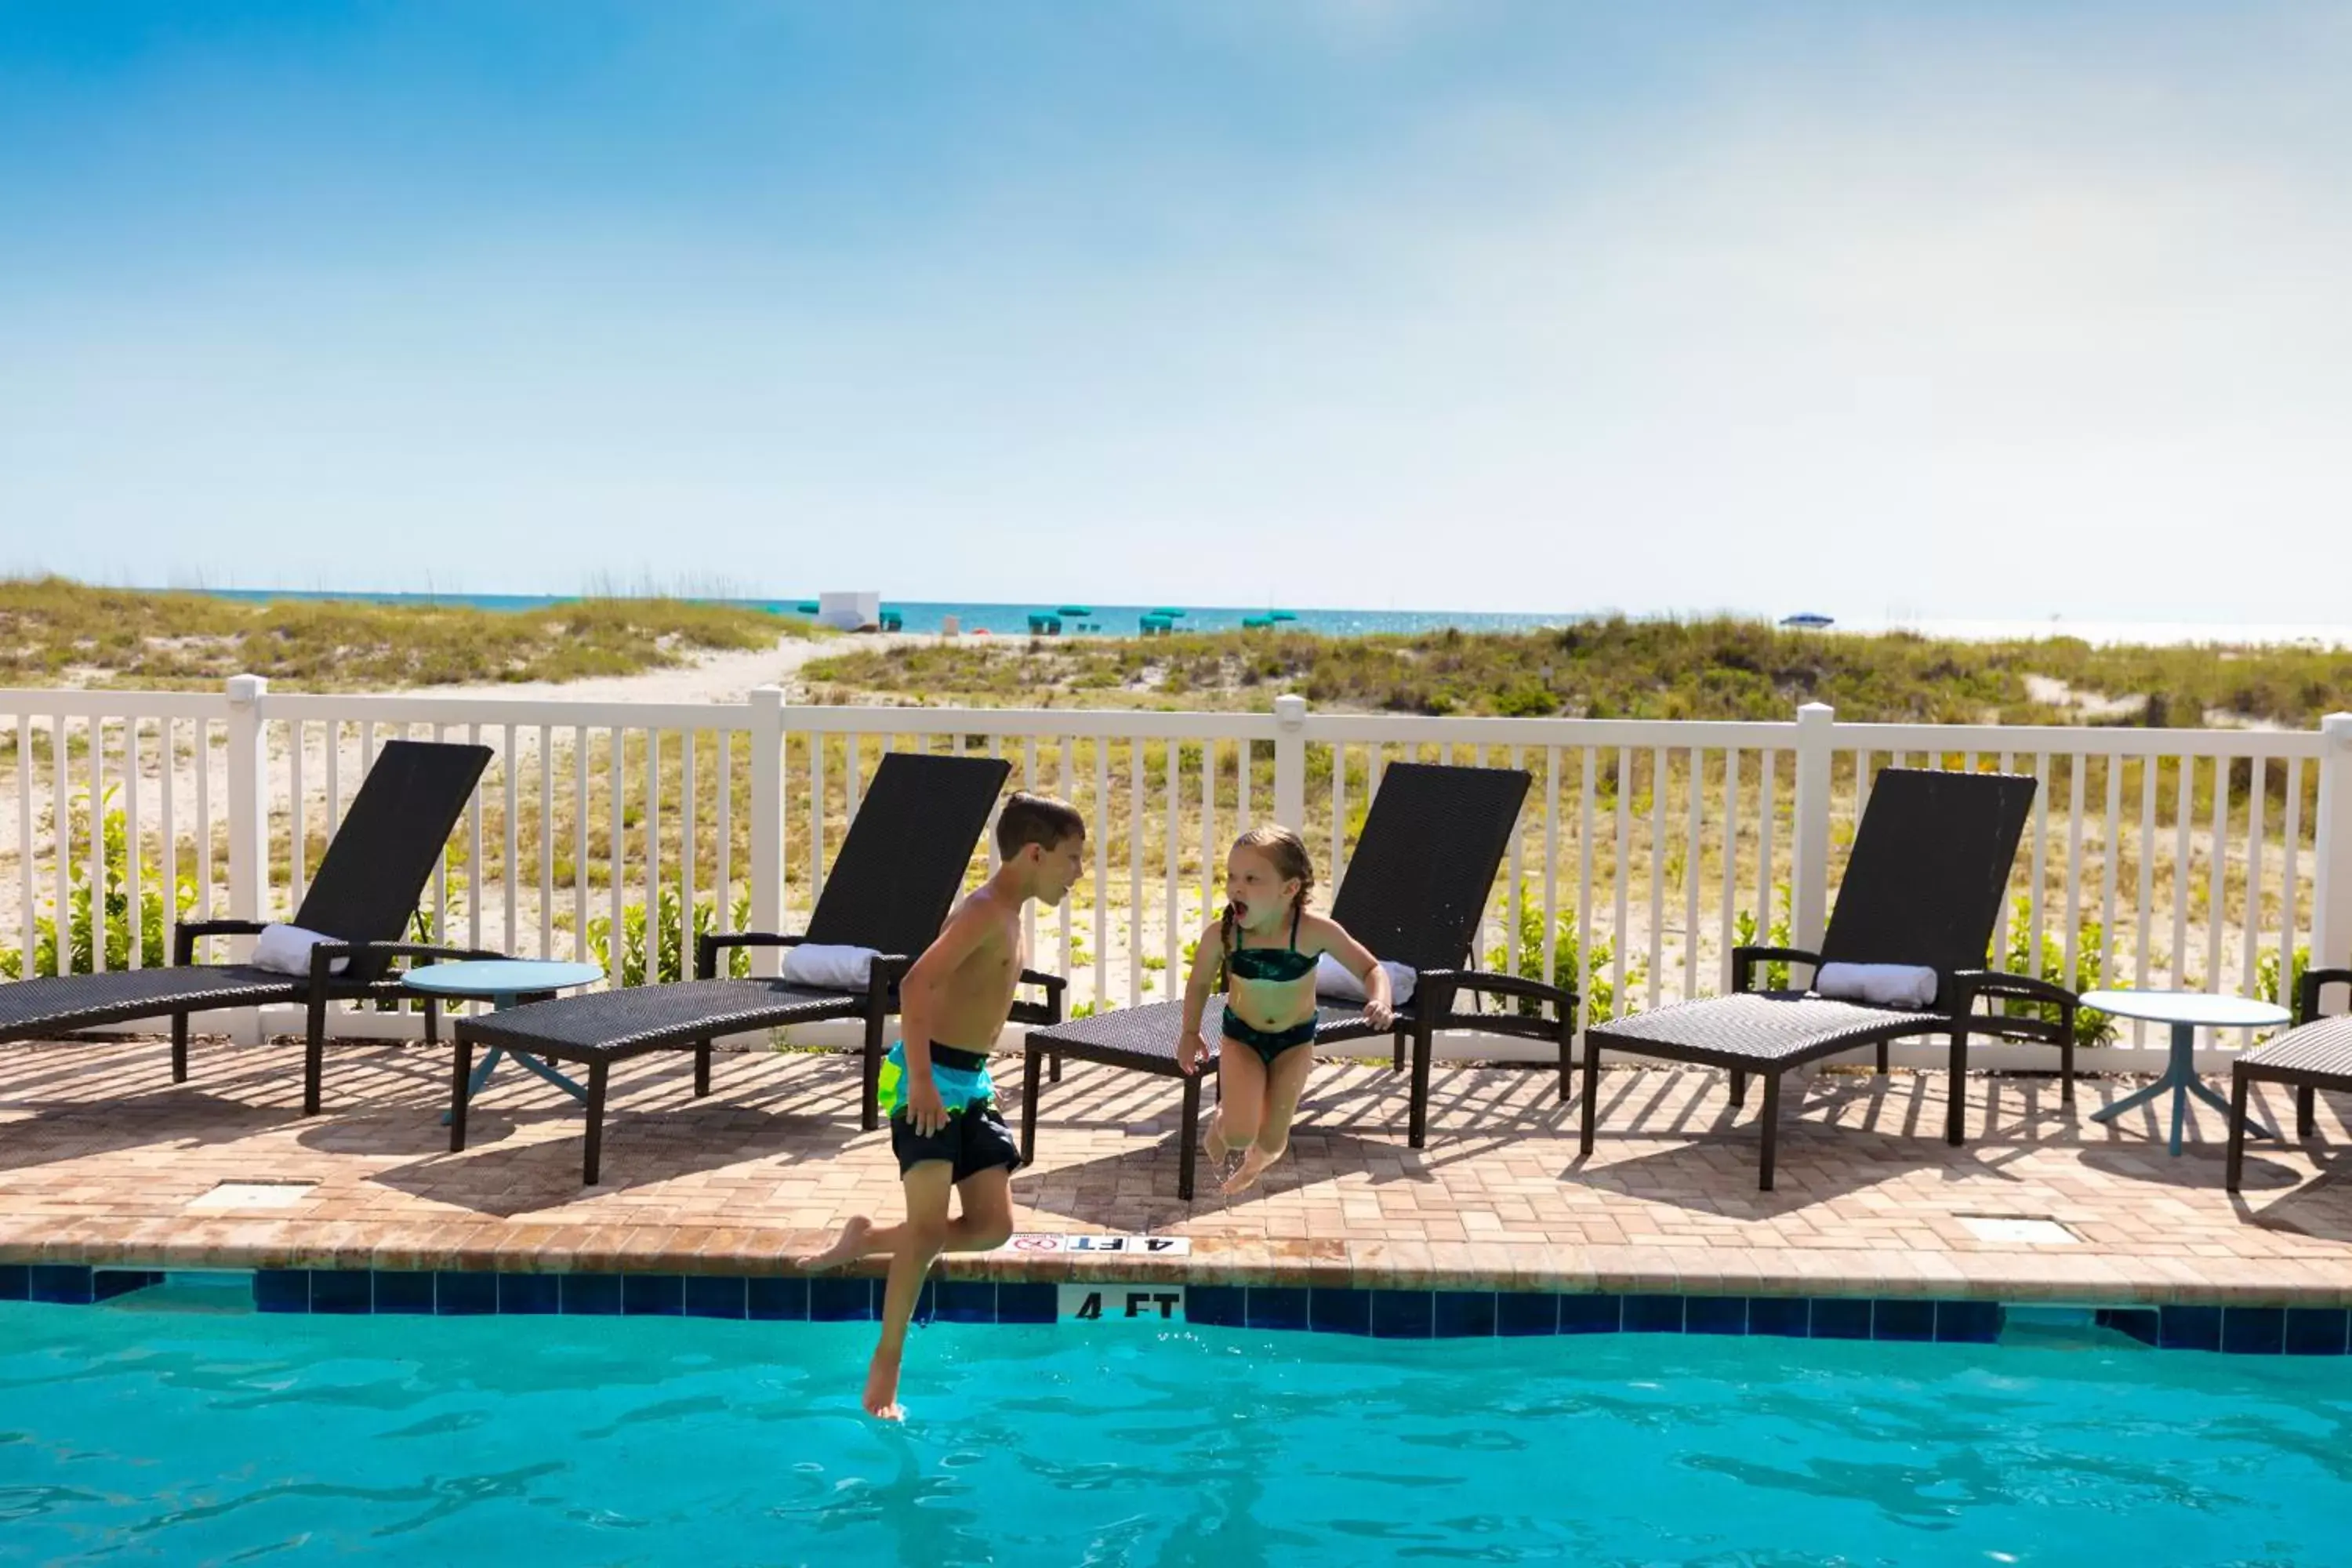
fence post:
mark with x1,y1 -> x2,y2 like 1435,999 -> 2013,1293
224,673 -> 269,1044
1791,701 -> 1835,960
2311,712 -> 2352,974
1272,694 -> 1308,832
746,686 -> 785,976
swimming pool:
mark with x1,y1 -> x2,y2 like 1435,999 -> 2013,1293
5,1295 -> 2350,1565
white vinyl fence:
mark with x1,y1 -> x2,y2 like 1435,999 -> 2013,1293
5,680 -> 2350,1073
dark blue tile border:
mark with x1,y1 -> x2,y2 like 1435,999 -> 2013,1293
2285,1308 -> 2349,1357
436,1272 -> 499,1316
1433,1290 -> 1496,1337
373,1272 -> 435,1315
1748,1296 -> 1809,1338
1685,1295 -> 1748,1336
3,1267 -> 2344,1356
685,1276 -> 748,1320
622,1274 -> 685,1317
747,1276 -> 808,1321
1372,1290 -> 1434,1339
1623,1294 -> 1685,1334
1309,1288 -> 1371,1336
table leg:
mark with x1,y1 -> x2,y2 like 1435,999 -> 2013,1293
437,991 -> 590,1121
2089,1019 -> 2275,1153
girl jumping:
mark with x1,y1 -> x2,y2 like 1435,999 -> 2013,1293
1177,827 -> 1393,1195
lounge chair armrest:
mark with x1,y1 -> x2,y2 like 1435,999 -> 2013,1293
1951,970 -> 2077,1014
2294,967 -> 2352,1025
1732,946 -> 1820,994
173,919 -> 267,965
1011,967 -> 1067,1027
695,930 -> 807,980
1441,968 -> 1578,1015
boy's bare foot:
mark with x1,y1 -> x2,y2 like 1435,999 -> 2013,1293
800,1215 -> 873,1272
863,1350 -> 906,1421
1203,1113 -> 1229,1165
1220,1145 -> 1276,1195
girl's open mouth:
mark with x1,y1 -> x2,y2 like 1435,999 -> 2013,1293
1230,898 -> 1250,921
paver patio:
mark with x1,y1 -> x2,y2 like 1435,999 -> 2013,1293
4,1035 -> 2350,1305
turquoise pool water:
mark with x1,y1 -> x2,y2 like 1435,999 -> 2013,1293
5,1298 -> 2350,1566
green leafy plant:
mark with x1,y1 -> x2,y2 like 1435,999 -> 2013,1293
1485,885 -> 1632,1024
586,887 -> 755,988
0,788 -> 198,979
1732,883 -> 1795,989
1993,906 -> 2116,1047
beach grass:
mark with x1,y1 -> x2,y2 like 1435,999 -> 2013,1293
798,617 -> 2352,728
0,576 -> 814,691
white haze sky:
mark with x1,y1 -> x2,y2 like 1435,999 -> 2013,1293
2,1 -> 2347,622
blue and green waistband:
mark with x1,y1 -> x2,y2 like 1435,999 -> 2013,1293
877,1043 -> 997,1118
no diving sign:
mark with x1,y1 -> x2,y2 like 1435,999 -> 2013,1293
998,1232 -> 1191,1256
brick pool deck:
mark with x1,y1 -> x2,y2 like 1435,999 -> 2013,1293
3,1036 -> 2350,1306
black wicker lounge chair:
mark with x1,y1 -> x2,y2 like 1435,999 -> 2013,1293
1018,762 -> 1574,1199
2227,968 -> 2352,1192
1579,768 -> 2076,1190
0,739 -> 495,1114
448,750 -> 1048,1184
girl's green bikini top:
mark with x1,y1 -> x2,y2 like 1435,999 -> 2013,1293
1223,906 -> 1318,984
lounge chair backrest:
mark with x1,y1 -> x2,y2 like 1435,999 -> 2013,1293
1818,768 -> 2035,978
1326,762 -> 1531,974
801,752 -> 1014,957
289,739 -> 494,979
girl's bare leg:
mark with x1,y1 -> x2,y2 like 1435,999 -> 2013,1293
1205,1039 -> 1266,1173
1223,1043 -> 1317,1194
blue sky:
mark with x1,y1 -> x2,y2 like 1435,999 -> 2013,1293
2,2 -> 2347,620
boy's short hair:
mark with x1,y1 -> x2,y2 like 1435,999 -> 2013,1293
996,792 -> 1083,857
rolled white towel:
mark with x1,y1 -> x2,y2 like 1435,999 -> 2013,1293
249,924 -> 350,978
1815,961 -> 1939,1010
1314,952 -> 1417,1008
782,943 -> 880,991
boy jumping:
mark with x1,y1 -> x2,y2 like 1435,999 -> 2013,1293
798,790 -> 1086,1419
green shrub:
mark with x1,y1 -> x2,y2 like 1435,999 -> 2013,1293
586,887 -> 754,988
1994,906 -> 2116,1047
1485,885 -> 1635,1024
0,789 -> 197,978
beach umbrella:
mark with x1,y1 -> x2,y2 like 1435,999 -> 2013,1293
1057,604 -> 1094,617
1268,611 -> 1298,622
1151,607 -> 1186,618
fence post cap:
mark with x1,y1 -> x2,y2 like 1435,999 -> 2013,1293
225,673 -> 268,704
1795,700 -> 1834,724
1273,694 -> 1308,728
2322,711 -> 2352,744
748,684 -> 784,711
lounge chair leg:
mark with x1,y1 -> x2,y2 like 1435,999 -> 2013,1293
1392,1029 -> 1405,1073
583,1060 -> 609,1185
860,1005 -> 886,1132
171,1012 -> 189,1083
1579,1043 -> 1602,1157
1178,1072 -> 1202,1200
693,1040 -> 711,1098
425,997 -> 440,1047
2297,1085 -> 2316,1140
1021,1047 -> 1043,1163
2061,1029 -> 2075,1104
1947,1025 -> 1968,1146
1049,1048 -> 1062,1083
1408,1017 -> 1434,1149
448,1041 -> 472,1152
1730,1070 -> 1747,1109
1556,1011 -> 1573,1102
1759,1072 -> 1780,1192
1875,1040 -> 1889,1076
303,989 -> 328,1116
2227,1071 -> 2251,1192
